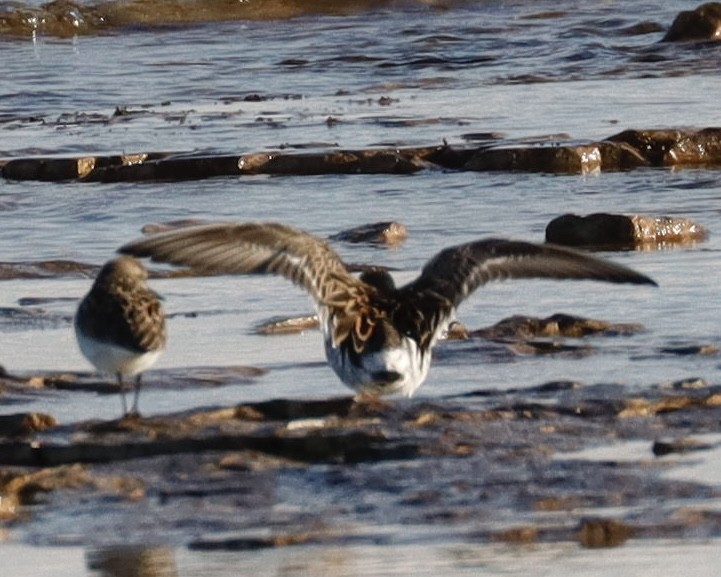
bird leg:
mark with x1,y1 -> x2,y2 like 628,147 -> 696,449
129,375 -> 143,417
116,372 -> 128,416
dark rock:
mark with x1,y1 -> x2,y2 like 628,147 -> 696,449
507,340 -> 592,357
2,157 -> 94,181
546,213 -> 708,249
464,141 -> 650,174
607,128 -> 721,166
663,3 -> 721,42
86,547 -> 177,577
660,344 -> 719,356
239,149 -> 427,175
472,313 -> 644,340
652,437 -> 714,457
84,155 -> 242,182
329,221 -> 408,246
2,128 -> 721,182
546,213 -> 635,247
465,144 -> 604,174
0,413 -> 57,437
2,153 -> 167,181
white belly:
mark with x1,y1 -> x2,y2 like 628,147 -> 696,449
325,335 -> 430,397
76,331 -> 162,377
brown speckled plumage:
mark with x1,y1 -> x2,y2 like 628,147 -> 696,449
120,222 -> 655,397
76,256 -> 166,353
75,256 -> 166,416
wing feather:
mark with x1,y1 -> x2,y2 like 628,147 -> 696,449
119,222 -> 362,306
401,238 -> 656,309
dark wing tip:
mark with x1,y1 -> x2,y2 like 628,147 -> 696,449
635,273 -> 658,287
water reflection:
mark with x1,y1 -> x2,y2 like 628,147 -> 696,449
86,546 -> 178,577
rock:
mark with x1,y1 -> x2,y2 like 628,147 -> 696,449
2,153 -> 168,181
631,214 -> 709,245
617,396 -> 701,418
0,464 -> 143,521
465,144 -> 604,174
2,157 -> 96,181
329,221 -> 408,246
444,321 -> 469,341
545,213 -> 708,248
0,413 -> 57,437
578,518 -> 634,548
607,128 -> 721,166
546,213 -> 635,247
254,315 -> 320,335
663,2 -> 721,42
3,129 -> 721,182
141,219 -> 213,234
86,547 -> 178,577
84,155 -> 243,182
507,340 -> 592,357
471,313 -> 643,340
464,141 -> 648,174
492,526 -> 539,544
0,259 -> 98,280
660,344 -> 719,356
238,149 -> 427,175
652,437 -> 714,457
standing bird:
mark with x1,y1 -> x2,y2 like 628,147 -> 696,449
75,256 -> 166,416
119,222 -> 655,398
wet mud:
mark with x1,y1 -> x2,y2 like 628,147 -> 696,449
3,371 -> 721,549
1,304 -> 720,549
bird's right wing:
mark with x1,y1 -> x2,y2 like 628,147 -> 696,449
402,238 -> 656,310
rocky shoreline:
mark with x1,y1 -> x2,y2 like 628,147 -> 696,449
3,128 -> 721,182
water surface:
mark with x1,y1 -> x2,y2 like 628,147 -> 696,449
2,0 -> 721,574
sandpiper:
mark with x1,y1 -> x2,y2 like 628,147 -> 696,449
75,256 -> 166,416
119,222 -> 655,397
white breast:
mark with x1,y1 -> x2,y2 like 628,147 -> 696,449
324,334 -> 430,397
76,331 -> 162,377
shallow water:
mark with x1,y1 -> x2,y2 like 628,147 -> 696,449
2,0 -> 721,573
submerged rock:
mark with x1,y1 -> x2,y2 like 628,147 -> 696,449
329,221 -> 408,246
545,213 -> 708,249
141,219 -> 213,234
0,260 -> 98,280
577,518 -> 635,548
471,313 -> 644,340
254,315 -> 320,335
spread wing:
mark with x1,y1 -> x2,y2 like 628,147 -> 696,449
394,238 -> 656,345
403,238 -> 656,306
118,221 -> 367,312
